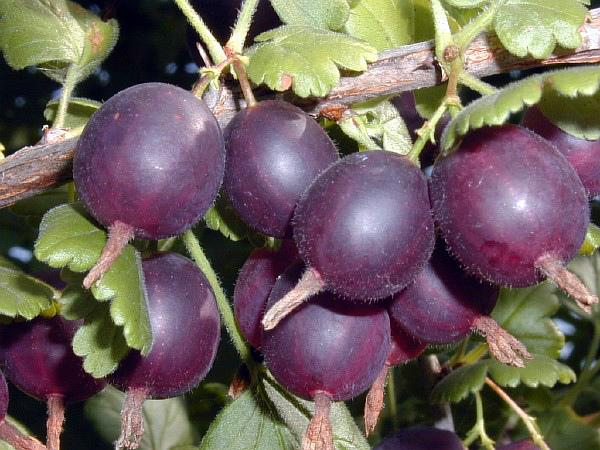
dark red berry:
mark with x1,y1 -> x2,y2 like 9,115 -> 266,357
74,82 -> 225,240
389,243 -> 498,345
262,261 -> 390,402
0,370 -> 7,422
233,241 -> 298,348
0,316 -> 105,403
373,426 -> 464,450
224,100 -> 338,238
387,325 -> 426,366
294,150 -> 434,300
497,440 -> 541,450
109,252 -> 220,399
431,125 -> 589,288
523,107 -> 600,197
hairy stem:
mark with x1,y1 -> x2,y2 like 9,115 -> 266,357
46,395 -> 65,450
172,0 -> 227,64
455,2 -> 503,51
227,0 -> 260,53
182,230 -> 254,368
463,391 -> 495,449
458,72 -> 498,96
302,393 -> 333,450
485,377 -> 550,450
407,100 -> 449,163
226,49 -> 257,107
53,64 -> 79,129
116,387 -> 148,450
0,420 -> 47,450
386,366 -> 398,430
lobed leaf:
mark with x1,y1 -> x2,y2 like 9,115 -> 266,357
494,0 -> 589,59
493,282 -> 563,358
431,361 -> 488,403
247,26 -> 377,98
487,354 -> 576,388
85,386 -> 194,449
344,0 -> 415,51
269,0 -> 350,31
0,0 -> 119,83
441,66 -> 600,151
538,407 -> 600,450
537,89 -> 600,141
0,267 -> 56,319
44,97 -> 101,129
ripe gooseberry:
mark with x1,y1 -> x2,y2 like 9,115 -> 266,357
373,426 -> 464,450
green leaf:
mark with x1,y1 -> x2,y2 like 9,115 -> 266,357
10,187 -> 69,218
247,26 -> 377,98
0,0 -> 119,83
269,0 -> 350,31
339,99 -> 412,153
90,245 -> 152,355
443,0 -> 487,7
563,253 -> 600,304
580,224 -> 600,256
538,407 -> 600,450
60,285 -> 129,377
414,84 -> 447,119
0,256 -> 19,270
85,386 -> 194,449
44,97 -> 101,129
493,282 -> 563,358
431,361 -> 488,403
34,203 -> 105,272
344,0 -> 414,51
441,66 -> 600,151
0,267 -> 57,319
487,354 -> 576,388
199,389 -> 297,450
538,89 -> 600,141
203,195 -> 252,242
493,0 -> 588,59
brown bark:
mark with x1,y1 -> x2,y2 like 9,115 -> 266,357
1,8 -> 600,209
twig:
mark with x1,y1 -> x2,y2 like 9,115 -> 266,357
1,8 -> 600,209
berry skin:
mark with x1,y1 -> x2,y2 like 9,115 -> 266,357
522,106 -> 600,197
388,243 -> 498,345
0,370 -> 7,422
109,252 -> 220,399
224,100 -> 339,238
387,325 -> 426,366
262,262 -> 390,402
233,241 -> 298,349
294,150 -> 434,300
431,125 -> 589,288
497,440 -> 541,450
0,316 -> 105,404
74,82 -> 225,240
373,426 -> 464,450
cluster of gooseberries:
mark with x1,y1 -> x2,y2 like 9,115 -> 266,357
2,7 -> 599,450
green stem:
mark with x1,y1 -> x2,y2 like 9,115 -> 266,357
449,336 -> 471,366
181,230 -> 253,367
460,343 -> 488,365
454,2 -> 503,51
53,64 -> 79,129
407,101 -> 449,164
386,366 -> 398,429
458,72 -> 498,96
172,0 -> 227,64
227,0 -> 260,53
463,391 -> 495,449
430,0 -> 453,60
560,317 -> 600,407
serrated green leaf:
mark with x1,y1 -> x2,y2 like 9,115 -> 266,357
441,66 -> 600,151
493,282 -> 563,358
199,389 -> 297,450
60,285 -> 129,377
44,97 -> 101,129
487,354 -> 576,388
85,386 -> 194,449
538,407 -> 600,450
0,0 -> 119,83
431,361 -> 488,403
344,0 -> 414,51
538,89 -> 600,141
580,224 -> 600,256
10,186 -> 69,218
494,0 -> 588,59
443,0 -> 487,7
203,195 -> 252,242
262,376 -> 370,450
34,203 -> 105,272
0,267 -> 57,319
269,0 -> 350,31
247,26 -> 377,98
90,246 -> 152,355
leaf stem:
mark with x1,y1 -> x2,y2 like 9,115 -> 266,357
485,377 -> 550,450
227,50 -> 257,107
53,64 -> 79,129
407,100 -> 448,164
459,72 -> 498,96
463,391 -> 495,449
172,0 -> 227,64
454,2 -> 503,52
181,230 -> 254,368
386,366 -> 398,430
227,0 -> 260,53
